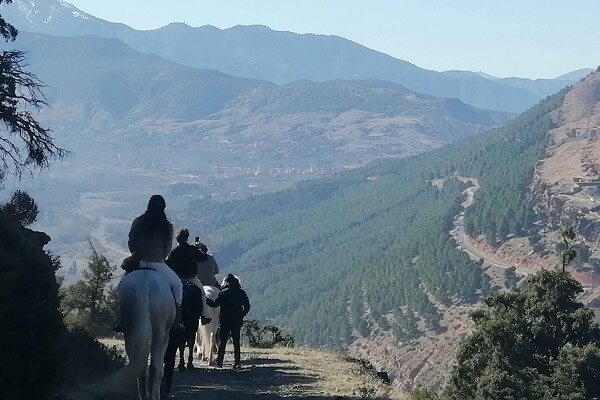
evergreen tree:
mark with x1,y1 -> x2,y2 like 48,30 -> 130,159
0,200 -> 62,400
0,1 -> 66,178
446,269 -> 600,400
504,266 -> 519,289
62,242 -> 116,337
480,272 -> 492,295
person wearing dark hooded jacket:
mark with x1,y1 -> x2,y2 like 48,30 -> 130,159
215,274 -> 250,369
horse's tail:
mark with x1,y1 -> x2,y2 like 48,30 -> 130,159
107,280 -> 152,396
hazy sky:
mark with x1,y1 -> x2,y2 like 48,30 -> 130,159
68,0 -> 599,79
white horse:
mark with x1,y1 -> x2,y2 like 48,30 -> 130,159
195,285 -> 220,366
108,269 -> 175,400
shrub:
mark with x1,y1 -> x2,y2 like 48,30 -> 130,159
0,208 -> 63,400
59,328 -> 125,385
242,319 -> 294,348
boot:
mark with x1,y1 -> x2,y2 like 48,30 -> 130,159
201,316 -> 212,325
170,304 -> 185,342
113,309 -> 124,333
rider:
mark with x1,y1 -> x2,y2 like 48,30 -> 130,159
114,195 -> 183,335
215,274 -> 250,369
166,228 -> 211,324
195,241 -> 220,288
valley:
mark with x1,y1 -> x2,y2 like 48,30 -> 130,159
1,31 -> 513,274
1,1 -> 600,398
178,72 -> 600,390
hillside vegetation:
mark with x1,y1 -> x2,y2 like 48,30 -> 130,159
183,88 -> 569,347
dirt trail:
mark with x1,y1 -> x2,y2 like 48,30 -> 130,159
169,348 -> 404,400
449,177 -> 530,276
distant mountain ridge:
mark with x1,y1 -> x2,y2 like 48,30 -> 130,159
0,0 -> 588,113
446,68 -> 594,99
1,32 -> 505,146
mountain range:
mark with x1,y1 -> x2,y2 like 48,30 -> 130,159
1,0 -> 592,113
1,30 -> 511,273
2,31 -> 507,156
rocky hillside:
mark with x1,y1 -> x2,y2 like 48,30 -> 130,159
178,70 -> 600,391
175,88 -> 574,391
532,67 -> 600,250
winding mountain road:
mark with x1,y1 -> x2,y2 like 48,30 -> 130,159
449,177 -> 530,276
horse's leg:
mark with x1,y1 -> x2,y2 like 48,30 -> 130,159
187,335 -> 195,370
139,358 -> 149,400
195,327 -> 203,359
162,340 -> 177,399
200,324 -> 209,362
177,342 -> 185,372
209,318 -> 220,366
119,292 -> 151,400
149,320 -> 171,400
208,331 -> 214,366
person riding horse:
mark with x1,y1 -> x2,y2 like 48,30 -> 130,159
195,241 -> 220,288
114,195 -> 184,337
167,229 -> 212,324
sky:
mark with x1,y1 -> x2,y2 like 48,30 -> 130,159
68,0 -> 600,79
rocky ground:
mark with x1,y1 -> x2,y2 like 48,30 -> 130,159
169,347 -> 405,400
90,343 -> 405,400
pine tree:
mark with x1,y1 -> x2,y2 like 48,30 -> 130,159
0,1 -> 66,178
446,269 -> 600,400
62,242 -> 116,337
504,266 -> 519,289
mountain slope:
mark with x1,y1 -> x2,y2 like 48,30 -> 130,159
532,68 -> 600,251
0,0 -> 545,113
178,79 -> 572,388
0,32 -> 505,152
0,32 -> 261,123
1,31 -> 511,275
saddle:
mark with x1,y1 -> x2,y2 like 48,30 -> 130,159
120,252 -> 141,272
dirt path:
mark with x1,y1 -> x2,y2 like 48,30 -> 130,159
168,347 -> 404,400
449,177 -> 531,276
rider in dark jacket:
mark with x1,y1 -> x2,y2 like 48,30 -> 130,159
215,274 -> 250,368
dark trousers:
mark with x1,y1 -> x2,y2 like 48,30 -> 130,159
162,337 -> 179,396
216,323 -> 241,365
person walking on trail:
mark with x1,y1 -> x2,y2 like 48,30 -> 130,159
166,228 -> 211,324
195,241 -> 221,287
114,194 -> 184,337
215,274 -> 250,369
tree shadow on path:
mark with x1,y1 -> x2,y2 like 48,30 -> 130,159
170,352 -> 361,400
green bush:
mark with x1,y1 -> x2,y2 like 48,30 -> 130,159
59,328 -> 125,385
242,319 -> 294,348
446,269 -> 600,400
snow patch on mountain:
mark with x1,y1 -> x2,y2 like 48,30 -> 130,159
59,0 -> 89,19
5,0 -> 90,25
